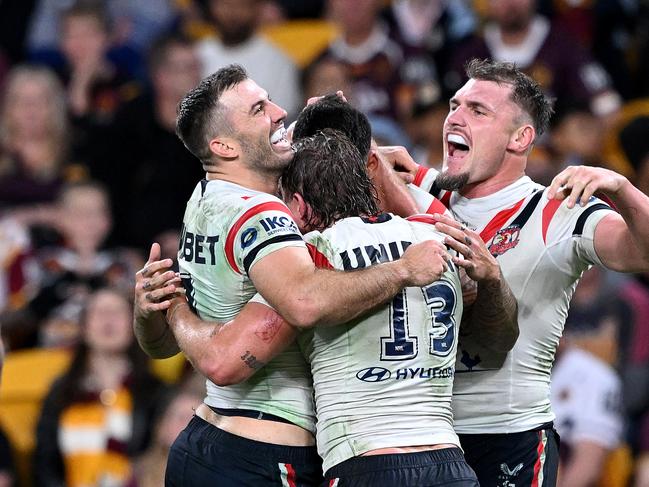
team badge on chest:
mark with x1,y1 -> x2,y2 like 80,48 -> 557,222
488,225 -> 521,256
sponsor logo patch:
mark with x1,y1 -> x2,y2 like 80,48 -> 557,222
356,366 -> 454,382
356,367 -> 391,382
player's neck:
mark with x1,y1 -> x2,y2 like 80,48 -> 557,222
459,172 -> 525,199
206,167 -> 280,195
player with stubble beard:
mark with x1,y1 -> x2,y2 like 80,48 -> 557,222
388,58 -> 649,487
132,64 -> 452,486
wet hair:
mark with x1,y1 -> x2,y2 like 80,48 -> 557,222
280,129 -> 379,231
293,94 -> 372,159
465,58 -> 554,136
176,64 -> 247,165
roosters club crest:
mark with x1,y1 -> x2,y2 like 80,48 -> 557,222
489,225 -> 521,256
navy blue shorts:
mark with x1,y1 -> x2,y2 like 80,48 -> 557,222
165,415 -> 323,486
459,423 -> 560,487
323,447 -> 479,487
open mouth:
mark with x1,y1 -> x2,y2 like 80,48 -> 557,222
447,133 -> 470,159
270,125 -> 289,147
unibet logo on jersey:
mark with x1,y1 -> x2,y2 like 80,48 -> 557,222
180,227 -> 219,264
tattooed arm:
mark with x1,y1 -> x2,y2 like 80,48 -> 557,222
461,269 -> 519,352
167,297 -> 298,386
434,214 -> 519,353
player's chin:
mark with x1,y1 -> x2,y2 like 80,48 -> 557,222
271,139 -> 292,155
272,145 -> 294,163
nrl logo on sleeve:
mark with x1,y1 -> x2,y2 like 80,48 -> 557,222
240,227 -> 258,249
488,225 -> 520,257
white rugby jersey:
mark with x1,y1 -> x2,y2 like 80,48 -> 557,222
550,348 -> 623,449
415,170 -> 614,433
178,179 -> 315,433
298,213 -> 463,471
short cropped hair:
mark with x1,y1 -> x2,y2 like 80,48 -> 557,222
465,58 -> 554,136
293,94 -> 372,159
176,64 -> 247,165
280,129 -> 379,231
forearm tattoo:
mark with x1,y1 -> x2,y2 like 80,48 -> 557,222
468,271 -> 519,352
240,350 -> 265,370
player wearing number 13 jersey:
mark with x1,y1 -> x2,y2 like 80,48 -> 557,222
283,130 -> 479,486
299,215 -> 465,473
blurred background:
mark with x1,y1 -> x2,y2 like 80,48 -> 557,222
0,0 -> 647,486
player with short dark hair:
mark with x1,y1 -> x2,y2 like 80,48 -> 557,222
134,64 -> 451,486
395,57 -> 649,486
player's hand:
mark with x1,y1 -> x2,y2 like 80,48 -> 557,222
134,243 -> 184,320
400,239 -> 451,287
370,148 -> 419,216
376,146 -> 419,184
547,165 -> 628,209
433,214 -> 500,283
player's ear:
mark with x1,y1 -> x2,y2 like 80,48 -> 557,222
292,192 -> 308,220
209,136 -> 239,160
366,148 -> 379,177
508,124 -> 535,154
288,192 -> 312,231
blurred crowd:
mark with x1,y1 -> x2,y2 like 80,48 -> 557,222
0,0 -> 648,486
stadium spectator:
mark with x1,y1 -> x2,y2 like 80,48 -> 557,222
54,1 -> 140,161
447,0 -> 622,122
0,65 -> 72,208
549,102 -> 607,169
33,287 -> 166,487
301,55 -> 354,103
90,33 -> 203,249
551,267 -> 628,486
26,0 -> 175,75
538,0 -> 636,100
321,0 -> 433,122
1,181 -> 140,350
551,345 -> 624,487
0,214 -> 38,316
196,0 -> 301,117
381,0 -> 476,102
128,381 -> 203,487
